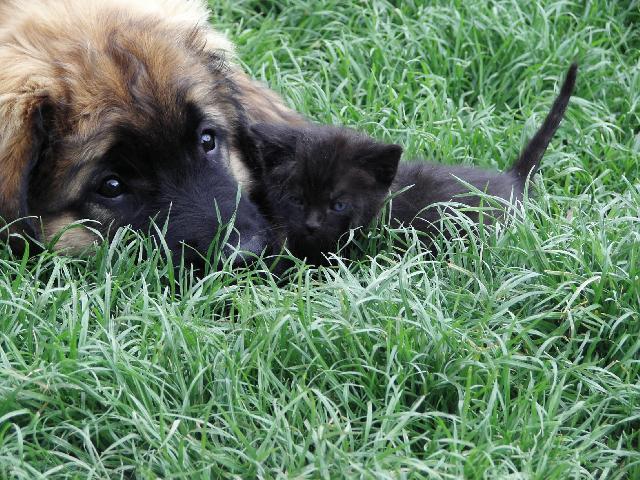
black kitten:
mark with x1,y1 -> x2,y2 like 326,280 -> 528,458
250,124 -> 402,265
252,64 -> 577,264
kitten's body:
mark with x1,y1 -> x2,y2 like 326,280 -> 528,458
388,163 -> 518,234
390,64 -> 577,232
253,64 -> 577,264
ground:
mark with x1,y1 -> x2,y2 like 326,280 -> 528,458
1,0 -> 639,478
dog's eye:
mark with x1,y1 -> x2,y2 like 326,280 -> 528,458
331,201 -> 348,212
201,130 -> 216,153
97,176 -> 125,198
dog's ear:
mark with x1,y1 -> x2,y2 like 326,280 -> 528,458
250,123 -> 301,171
0,89 -> 51,253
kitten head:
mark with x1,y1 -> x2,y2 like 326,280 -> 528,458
251,123 -> 402,264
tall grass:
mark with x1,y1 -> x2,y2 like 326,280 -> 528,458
1,0 -> 638,477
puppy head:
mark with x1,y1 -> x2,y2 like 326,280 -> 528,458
0,7 -> 267,266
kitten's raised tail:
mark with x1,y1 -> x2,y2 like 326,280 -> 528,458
510,63 -> 577,181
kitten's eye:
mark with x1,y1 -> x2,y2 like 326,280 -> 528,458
201,129 -> 216,153
331,201 -> 348,212
97,176 -> 125,198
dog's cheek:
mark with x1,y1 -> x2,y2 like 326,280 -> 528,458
228,146 -> 253,191
41,213 -> 101,254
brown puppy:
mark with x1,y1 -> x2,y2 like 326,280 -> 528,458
0,0 -> 302,266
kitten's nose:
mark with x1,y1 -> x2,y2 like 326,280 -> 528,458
305,220 -> 321,234
305,213 -> 322,234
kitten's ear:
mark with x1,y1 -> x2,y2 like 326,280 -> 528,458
250,123 -> 300,171
359,143 -> 403,187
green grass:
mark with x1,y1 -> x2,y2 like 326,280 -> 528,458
1,0 -> 639,477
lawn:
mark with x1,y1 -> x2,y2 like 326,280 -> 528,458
1,0 -> 639,478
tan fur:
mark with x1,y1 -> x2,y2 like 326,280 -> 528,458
0,0 -> 303,252
229,148 -> 253,189
0,84 -> 47,212
42,214 -> 100,254
229,69 -> 307,126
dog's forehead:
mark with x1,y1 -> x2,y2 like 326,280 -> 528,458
59,28 -> 234,142
72,84 -> 229,142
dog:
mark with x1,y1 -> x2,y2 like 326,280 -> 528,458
0,0 -> 303,267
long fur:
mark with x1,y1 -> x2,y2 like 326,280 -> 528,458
0,0 -> 303,258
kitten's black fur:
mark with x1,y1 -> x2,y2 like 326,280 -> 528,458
252,64 -> 577,264
250,124 -> 402,265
